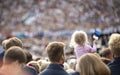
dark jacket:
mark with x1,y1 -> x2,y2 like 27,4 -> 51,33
108,57 -> 120,75
70,72 -> 80,75
38,64 -> 69,75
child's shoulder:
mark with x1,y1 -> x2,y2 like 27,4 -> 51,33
84,44 -> 92,48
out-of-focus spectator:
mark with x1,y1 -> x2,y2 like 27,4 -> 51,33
0,46 -> 26,75
24,50 -> 33,64
27,61 -> 40,73
0,37 -> 23,67
24,65 -> 38,75
100,48 -> 113,64
70,53 -> 110,75
108,33 -> 120,75
38,41 -> 69,75
69,31 -> 97,70
37,60 -> 50,72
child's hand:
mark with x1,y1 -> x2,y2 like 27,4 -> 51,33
93,40 -> 97,45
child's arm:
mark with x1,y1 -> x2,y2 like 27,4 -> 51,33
89,40 -> 97,53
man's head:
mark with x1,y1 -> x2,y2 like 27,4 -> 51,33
3,46 -> 26,64
100,48 -> 113,60
46,42 -> 65,64
108,33 -> 120,57
4,37 -> 23,50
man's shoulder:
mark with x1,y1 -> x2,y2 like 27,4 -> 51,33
39,69 -> 69,75
70,72 -> 80,75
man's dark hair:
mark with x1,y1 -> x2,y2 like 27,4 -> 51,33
46,42 -> 65,62
4,46 -> 26,64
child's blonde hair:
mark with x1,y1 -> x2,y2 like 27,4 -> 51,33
70,31 -> 88,47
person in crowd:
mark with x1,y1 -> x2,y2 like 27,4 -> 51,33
24,65 -> 38,75
70,53 -> 110,75
38,41 -> 69,75
37,60 -> 50,72
4,37 -> 23,50
0,40 -> 8,67
70,31 -> 97,70
108,33 -> 120,75
0,37 -> 23,67
100,48 -> 113,64
27,61 -> 40,73
24,50 -> 33,64
0,46 -> 26,75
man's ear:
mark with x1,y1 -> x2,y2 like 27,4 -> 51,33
60,55 -> 65,64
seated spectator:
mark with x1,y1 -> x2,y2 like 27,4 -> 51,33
70,53 -> 110,75
38,41 -> 69,75
0,46 -> 26,75
100,48 -> 113,64
108,33 -> 120,75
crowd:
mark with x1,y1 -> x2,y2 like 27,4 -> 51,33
0,0 -> 120,31
0,0 -> 120,75
0,0 -> 120,57
0,31 -> 119,75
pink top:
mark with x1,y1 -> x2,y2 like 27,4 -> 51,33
74,44 -> 96,62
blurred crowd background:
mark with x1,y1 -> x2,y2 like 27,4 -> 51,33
0,0 -> 120,59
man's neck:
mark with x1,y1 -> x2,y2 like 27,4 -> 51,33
50,62 -> 64,68
0,63 -> 23,75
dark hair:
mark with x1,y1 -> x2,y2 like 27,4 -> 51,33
46,42 -> 65,62
24,50 -> 33,63
100,48 -> 112,58
4,46 -> 26,64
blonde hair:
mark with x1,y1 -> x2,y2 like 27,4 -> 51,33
79,53 -> 110,75
37,60 -> 50,72
63,62 -> 70,70
2,39 -> 8,49
27,61 -> 40,73
108,33 -> 120,57
70,31 -> 88,47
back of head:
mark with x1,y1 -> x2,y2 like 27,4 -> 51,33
79,53 -> 110,75
4,46 -> 26,64
70,31 -> 88,47
100,48 -> 113,59
108,33 -> 120,57
5,37 -> 23,50
2,39 -> 8,50
46,41 -> 65,63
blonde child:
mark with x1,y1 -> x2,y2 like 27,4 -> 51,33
70,31 -> 97,63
